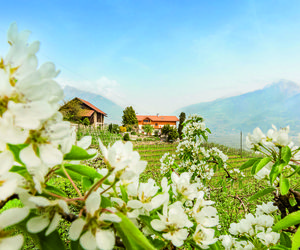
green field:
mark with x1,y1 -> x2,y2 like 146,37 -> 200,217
129,141 -> 270,235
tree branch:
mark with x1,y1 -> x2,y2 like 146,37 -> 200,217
0,194 -> 18,209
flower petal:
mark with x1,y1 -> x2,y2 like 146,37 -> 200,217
80,230 -> 97,250
27,215 -> 50,233
0,207 -> 29,229
69,218 -> 86,241
45,213 -> 61,236
96,229 -> 115,250
0,234 -> 23,250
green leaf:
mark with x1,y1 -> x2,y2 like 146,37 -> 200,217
282,146 -> 292,163
248,187 -> 275,202
280,175 -> 290,195
208,241 -> 223,250
120,185 -> 128,203
287,164 -> 300,178
45,184 -> 67,197
7,143 -> 28,164
270,162 -> 286,184
270,246 -> 290,250
70,240 -> 85,250
289,197 -> 297,207
280,231 -> 292,248
10,165 -> 31,179
36,230 -> 67,250
100,196 -> 112,208
55,168 -> 83,182
56,164 -> 104,184
273,210 -> 300,232
114,213 -> 156,250
64,145 -> 96,160
251,158 -> 261,175
292,226 -> 300,250
148,238 -> 166,249
81,176 -> 92,192
254,157 -> 272,174
64,164 -> 102,180
240,158 -> 262,170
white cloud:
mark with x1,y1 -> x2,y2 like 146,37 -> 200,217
56,76 -> 128,107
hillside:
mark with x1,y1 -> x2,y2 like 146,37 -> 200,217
176,80 -> 300,137
63,85 -> 123,124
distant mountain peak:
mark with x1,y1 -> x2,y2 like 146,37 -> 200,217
264,80 -> 300,91
175,80 -> 300,137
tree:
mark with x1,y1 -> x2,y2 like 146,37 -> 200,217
122,106 -> 138,126
59,98 -> 82,123
168,128 -> 179,142
142,124 -> 154,135
161,124 -> 172,135
161,124 -> 179,142
178,112 -> 186,140
108,123 -> 120,134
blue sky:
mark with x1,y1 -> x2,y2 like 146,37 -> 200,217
1,0 -> 300,114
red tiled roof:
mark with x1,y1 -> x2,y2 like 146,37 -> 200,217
77,98 -> 107,116
78,109 -> 94,117
136,115 -> 179,122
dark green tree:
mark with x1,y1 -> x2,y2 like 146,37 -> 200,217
168,128 -> 179,142
108,123 -> 120,134
161,124 -> 172,135
122,106 -> 138,126
161,124 -> 179,142
178,112 -> 186,140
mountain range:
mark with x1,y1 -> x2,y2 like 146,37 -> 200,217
175,80 -> 300,137
62,85 -> 123,123
62,81 -> 300,141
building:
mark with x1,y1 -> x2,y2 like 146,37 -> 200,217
136,114 -> 179,132
60,97 -> 107,127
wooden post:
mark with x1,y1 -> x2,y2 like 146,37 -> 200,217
240,130 -> 243,158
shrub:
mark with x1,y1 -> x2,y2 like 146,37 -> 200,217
167,128 -> 179,142
154,130 -> 159,137
126,125 -> 132,132
108,123 -> 120,134
119,126 -> 127,133
131,131 -> 137,135
82,117 -> 90,126
123,133 -> 130,141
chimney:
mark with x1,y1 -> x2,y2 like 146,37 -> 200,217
157,113 -> 159,117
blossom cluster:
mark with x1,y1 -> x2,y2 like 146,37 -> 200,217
246,125 -> 293,150
0,23 -> 78,248
161,114 -> 233,182
220,202 -> 279,249
95,141 -> 220,248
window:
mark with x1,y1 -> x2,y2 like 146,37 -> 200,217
143,119 -> 150,123
155,123 -> 158,126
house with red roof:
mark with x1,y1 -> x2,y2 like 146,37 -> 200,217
61,97 -> 107,126
136,114 -> 179,132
